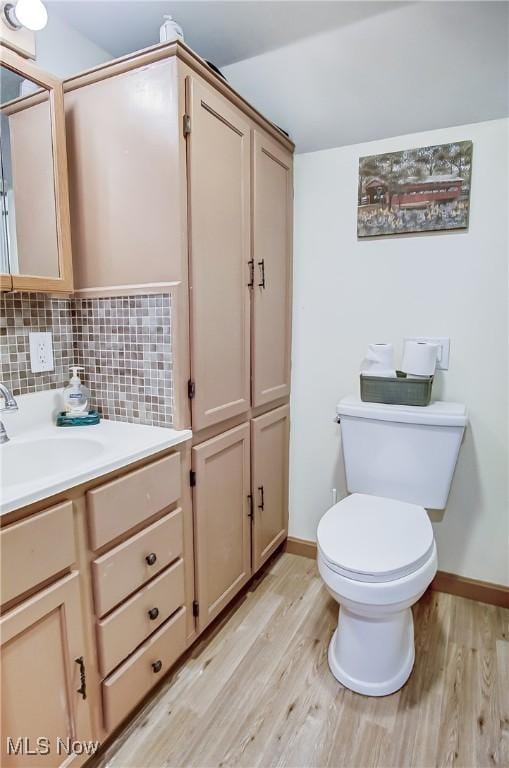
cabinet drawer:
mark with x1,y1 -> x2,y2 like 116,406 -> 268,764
102,606 -> 187,733
1,501 -> 75,605
92,508 -> 183,617
97,558 -> 185,677
87,452 -> 181,550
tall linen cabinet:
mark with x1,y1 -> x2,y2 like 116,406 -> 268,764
65,43 -> 293,650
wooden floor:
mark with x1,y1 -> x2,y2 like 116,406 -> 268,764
94,553 -> 509,768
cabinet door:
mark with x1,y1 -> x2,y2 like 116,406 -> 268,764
192,423 -> 251,631
1,573 -> 94,767
252,131 -> 293,407
65,59 -> 184,290
251,405 -> 290,572
186,77 -> 251,430
0,49 -> 73,293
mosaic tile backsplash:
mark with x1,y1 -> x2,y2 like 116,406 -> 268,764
0,292 -> 174,428
0,293 -> 74,394
72,295 -> 174,427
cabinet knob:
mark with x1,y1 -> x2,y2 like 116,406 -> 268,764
152,660 -> 163,673
148,607 -> 159,621
145,552 -> 157,566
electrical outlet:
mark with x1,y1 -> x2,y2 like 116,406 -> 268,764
404,336 -> 450,370
29,332 -> 54,373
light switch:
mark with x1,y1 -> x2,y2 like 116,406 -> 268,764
29,332 -> 54,373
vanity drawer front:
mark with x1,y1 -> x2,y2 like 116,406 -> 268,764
92,508 -> 183,617
87,452 -> 181,550
1,501 -> 75,605
102,606 -> 187,733
97,558 -> 185,676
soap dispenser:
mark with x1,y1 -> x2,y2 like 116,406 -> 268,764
63,366 -> 90,414
159,15 -> 184,43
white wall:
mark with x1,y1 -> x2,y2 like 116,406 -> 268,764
290,118 -> 509,586
223,3 -> 509,153
35,13 -> 112,78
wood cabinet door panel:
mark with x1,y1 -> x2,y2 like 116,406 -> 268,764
252,405 -> 290,571
192,423 -> 251,631
1,501 -> 75,606
65,59 -> 183,289
252,131 -> 293,407
187,77 -> 251,430
1,573 -> 93,767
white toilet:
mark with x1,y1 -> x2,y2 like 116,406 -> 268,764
317,395 -> 467,697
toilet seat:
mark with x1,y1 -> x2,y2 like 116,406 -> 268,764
317,493 -> 435,583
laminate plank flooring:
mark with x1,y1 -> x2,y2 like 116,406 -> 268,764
93,553 -> 509,768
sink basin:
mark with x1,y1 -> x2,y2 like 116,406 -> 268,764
0,389 -> 192,515
1,437 -> 105,488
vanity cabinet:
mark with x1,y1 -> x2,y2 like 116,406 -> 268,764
0,442 -> 193,761
1,574 -> 92,768
192,423 -> 252,631
251,405 -> 290,571
186,76 -> 251,431
0,47 -> 73,293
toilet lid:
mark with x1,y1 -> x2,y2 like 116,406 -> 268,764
317,494 -> 435,583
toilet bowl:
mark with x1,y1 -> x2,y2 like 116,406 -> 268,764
317,493 -> 437,697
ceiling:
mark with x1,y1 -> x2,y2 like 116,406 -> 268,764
44,1 -> 509,152
45,0 -> 406,66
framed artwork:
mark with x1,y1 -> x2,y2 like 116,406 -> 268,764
357,140 -> 473,237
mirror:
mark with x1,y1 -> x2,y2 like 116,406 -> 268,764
0,64 -> 60,279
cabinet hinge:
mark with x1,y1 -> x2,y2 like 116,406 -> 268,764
183,113 -> 192,136
190,470 -> 196,487
188,379 -> 195,399
192,600 -> 199,617
247,493 -> 253,519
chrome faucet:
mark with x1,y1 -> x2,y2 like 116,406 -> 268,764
0,383 -> 18,444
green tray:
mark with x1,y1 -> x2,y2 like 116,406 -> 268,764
360,371 -> 433,407
56,410 -> 101,426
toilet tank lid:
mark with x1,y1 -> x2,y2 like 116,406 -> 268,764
337,396 -> 467,427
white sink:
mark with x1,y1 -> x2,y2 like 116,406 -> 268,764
2,437 -> 105,488
0,388 -> 192,515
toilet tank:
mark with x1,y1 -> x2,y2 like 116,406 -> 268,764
337,396 -> 467,509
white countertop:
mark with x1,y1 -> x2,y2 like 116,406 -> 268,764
0,389 -> 192,516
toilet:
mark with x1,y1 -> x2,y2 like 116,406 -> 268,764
317,395 -> 467,697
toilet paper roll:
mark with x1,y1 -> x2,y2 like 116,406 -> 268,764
401,340 -> 438,377
360,343 -> 396,378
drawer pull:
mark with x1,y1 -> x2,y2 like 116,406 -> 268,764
145,552 -> 157,566
148,607 -> 159,621
152,660 -> 163,673
75,656 -> 87,700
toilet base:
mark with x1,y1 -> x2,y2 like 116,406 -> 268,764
328,606 -> 415,697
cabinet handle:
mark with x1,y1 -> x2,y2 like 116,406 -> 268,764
75,656 -> 87,700
248,259 -> 254,288
258,485 -> 264,511
258,259 -> 266,288
148,607 -> 159,621
145,552 -> 157,566
152,660 -> 163,673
